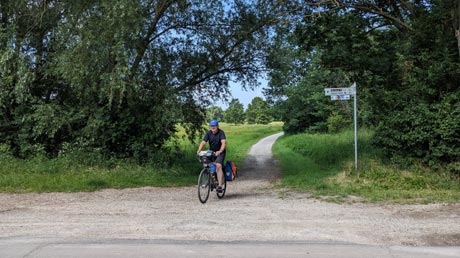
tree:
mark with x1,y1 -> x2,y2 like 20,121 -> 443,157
265,0 -> 460,168
0,0 -> 272,159
224,99 -> 245,125
246,97 -> 272,124
206,106 -> 225,122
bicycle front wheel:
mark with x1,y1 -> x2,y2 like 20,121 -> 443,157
198,168 -> 210,204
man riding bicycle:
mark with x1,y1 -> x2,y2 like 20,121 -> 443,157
196,120 -> 226,193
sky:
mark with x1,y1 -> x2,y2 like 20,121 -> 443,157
215,78 -> 268,109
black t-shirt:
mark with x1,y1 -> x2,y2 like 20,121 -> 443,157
203,129 -> 226,152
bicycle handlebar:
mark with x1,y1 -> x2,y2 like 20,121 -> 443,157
197,150 -> 217,163
197,150 -> 215,156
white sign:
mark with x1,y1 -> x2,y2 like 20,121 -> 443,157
324,87 -> 356,96
331,95 -> 350,100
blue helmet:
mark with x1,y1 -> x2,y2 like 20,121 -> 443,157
210,120 -> 219,126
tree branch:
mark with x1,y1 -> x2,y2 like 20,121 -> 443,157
130,0 -> 174,74
174,66 -> 255,93
174,41 -> 259,93
282,0 -> 413,32
339,2 -> 412,32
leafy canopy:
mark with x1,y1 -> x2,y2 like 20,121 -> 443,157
0,0 -> 271,160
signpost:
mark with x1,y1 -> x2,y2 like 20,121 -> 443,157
325,83 -> 358,170
324,87 -> 355,96
330,95 -> 350,100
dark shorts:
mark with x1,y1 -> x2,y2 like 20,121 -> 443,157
215,152 -> 226,165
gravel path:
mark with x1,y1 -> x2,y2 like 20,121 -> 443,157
0,132 -> 459,247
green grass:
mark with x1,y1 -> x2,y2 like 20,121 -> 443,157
0,122 -> 282,193
273,129 -> 460,203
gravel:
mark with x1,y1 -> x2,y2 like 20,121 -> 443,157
0,132 -> 459,246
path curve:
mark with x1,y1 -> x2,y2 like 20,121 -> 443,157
247,131 -> 283,161
238,132 -> 283,184
1,132 -> 460,258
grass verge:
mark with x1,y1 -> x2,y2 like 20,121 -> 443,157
273,129 -> 460,203
0,122 -> 282,193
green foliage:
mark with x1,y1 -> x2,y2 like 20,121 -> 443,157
206,106 -> 225,122
274,130 -> 460,203
269,57 -> 353,133
374,104 -> 433,165
327,112 -> 351,133
256,111 -> 272,125
266,1 -> 460,168
224,98 -> 245,124
371,1 -> 460,168
0,0 -> 270,159
374,94 -> 460,168
433,96 -> 460,169
246,97 -> 272,124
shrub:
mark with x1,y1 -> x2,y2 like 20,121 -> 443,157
374,93 -> 460,168
327,112 -> 351,133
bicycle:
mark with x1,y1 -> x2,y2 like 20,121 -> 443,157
197,150 -> 226,204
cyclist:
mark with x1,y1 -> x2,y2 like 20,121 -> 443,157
196,120 -> 226,193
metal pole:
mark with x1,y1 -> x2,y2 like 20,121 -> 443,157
353,82 -> 358,170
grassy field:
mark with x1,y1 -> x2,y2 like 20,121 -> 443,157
273,129 -> 460,203
0,123 -> 282,193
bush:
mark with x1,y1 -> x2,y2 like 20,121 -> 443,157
447,162 -> 460,177
431,95 -> 460,165
327,112 -> 351,133
374,93 -> 460,168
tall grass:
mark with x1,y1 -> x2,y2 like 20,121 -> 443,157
0,123 -> 282,193
273,129 -> 460,203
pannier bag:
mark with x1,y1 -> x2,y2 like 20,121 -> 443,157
225,161 -> 238,181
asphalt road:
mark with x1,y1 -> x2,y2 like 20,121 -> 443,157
2,238 -> 460,258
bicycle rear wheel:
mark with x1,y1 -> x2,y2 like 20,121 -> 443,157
217,176 -> 226,199
198,168 -> 210,204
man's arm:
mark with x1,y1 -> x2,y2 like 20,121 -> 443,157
196,141 -> 206,155
197,131 -> 209,154
215,139 -> 226,156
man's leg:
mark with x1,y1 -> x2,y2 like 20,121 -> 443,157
215,153 -> 225,188
216,163 -> 223,187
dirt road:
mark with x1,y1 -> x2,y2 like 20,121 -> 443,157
1,132 -> 459,253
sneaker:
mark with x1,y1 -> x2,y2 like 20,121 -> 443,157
217,186 -> 223,193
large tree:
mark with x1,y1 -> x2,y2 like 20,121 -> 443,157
265,0 -> 460,167
246,97 -> 271,124
0,0 -> 271,159
224,98 -> 245,124
206,106 -> 225,122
